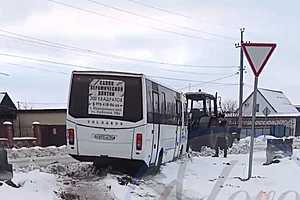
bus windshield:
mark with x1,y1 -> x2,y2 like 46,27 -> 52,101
69,73 -> 143,122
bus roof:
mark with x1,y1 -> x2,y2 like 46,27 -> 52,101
72,70 -> 182,95
72,70 -> 144,78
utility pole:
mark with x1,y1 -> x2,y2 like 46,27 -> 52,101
17,101 -> 22,137
236,28 -> 245,129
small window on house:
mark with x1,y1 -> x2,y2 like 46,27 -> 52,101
52,128 -> 57,135
256,104 -> 260,112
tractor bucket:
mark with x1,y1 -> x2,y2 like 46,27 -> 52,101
0,147 -> 13,181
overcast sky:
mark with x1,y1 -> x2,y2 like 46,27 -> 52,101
0,0 -> 299,109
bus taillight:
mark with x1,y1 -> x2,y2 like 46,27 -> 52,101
136,133 -> 143,151
68,128 -> 75,145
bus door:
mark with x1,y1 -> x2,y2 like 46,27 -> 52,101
150,91 -> 160,164
174,100 -> 182,157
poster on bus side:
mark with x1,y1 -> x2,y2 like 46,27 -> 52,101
88,79 -> 125,117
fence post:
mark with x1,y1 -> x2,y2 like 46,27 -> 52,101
3,121 -> 13,148
32,122 -> 41,146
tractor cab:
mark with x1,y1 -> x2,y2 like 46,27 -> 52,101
186,91 -> 219,130
185,91 -> 231,151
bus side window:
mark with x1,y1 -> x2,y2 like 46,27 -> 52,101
146,80 -> 153,123
153,92 -> 159,113
176,100 -> 182,125
160,92 -> 166,123
184,102 -> 188,126
152,92 -> 160,124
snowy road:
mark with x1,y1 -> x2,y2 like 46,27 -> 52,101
2,137 -> 300,200
6,148 -> 116,200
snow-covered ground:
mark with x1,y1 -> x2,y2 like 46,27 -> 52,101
0,170 -> 58,200
103,151 -> 300,199
2,136 -> 300,200
104,136 -> 300,200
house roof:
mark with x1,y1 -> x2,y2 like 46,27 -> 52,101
0,92 -> 17,118
185,91 -> 215,100
258,88 -> 299,114
18,108 -> 67,114
0,92 -> 6,103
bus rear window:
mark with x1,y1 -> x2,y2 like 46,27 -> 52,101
69,74 -> 143,122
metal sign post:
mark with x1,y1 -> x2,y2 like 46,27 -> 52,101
247,76 -> 258,180
241,42 -> 276,181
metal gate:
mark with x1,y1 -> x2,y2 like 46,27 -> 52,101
40,125 -> 66,147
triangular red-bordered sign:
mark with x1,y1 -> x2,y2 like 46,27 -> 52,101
242,43 -> 276,77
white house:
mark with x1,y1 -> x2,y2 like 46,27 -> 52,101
242,88 -> 299,117
225,88 -> 300,137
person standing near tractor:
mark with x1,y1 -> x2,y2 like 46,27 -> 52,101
212,118 -> 229,158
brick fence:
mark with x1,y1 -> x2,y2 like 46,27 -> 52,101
0,121 -> 41,148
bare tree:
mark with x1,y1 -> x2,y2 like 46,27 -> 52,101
222,99 -> 238,116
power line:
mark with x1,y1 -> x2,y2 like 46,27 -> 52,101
2,59 -> 237,90
46,0 -> 213,41
0,54 -> 237,90
149,73 -> 238,85
0,52 -> 236,83
86,0 -> 236,40
0,33 -> 110,64
158,68 -> 231,76
126,0 -> 191,19
0,29 -> 237,69
0,52 -> 98,70
0,32 -> 112,66
0,53 -> 239,94
178,73 -> 239,90
128,0 -> 242,31
0,53 -> 238,84
4,62 -> 69,75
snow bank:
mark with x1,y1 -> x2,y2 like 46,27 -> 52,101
105,150 -> 300,200
195,136 -> 300,157
191,137 -> 266,157
8,146 -> 67,160
293,137 -> 300,149
0,170 -> 58,200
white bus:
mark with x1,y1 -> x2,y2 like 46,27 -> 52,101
66,71 -> 188,172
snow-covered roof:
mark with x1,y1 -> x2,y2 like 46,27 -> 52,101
259,88 -> 299,114
295,105 -> 300,112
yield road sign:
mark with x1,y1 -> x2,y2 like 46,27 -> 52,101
242,43 -> 276,77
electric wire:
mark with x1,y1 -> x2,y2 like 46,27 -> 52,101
0,55 -> 238,88
0,29 -> 237,69
86,0 -> 236,40
46,0 -> 214,41
177,73 -> 239,90
126,0 -> 191,19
